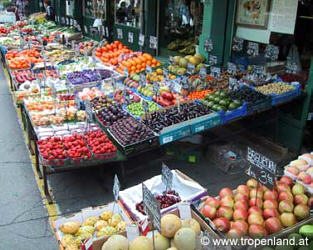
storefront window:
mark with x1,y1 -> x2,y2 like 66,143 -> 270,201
115,0 -> 141,28
161,0 -> 203,55
84,0 -> 106,19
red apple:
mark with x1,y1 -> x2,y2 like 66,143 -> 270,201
308,197 -> 313,208
249,198 -> 263,208
265,217 -> 283,234
205,196 -> 220,208
217,206 -> 233,220
264,190 -> 278,200
248,206 -> 262,215
201,205 -> 216,219
278,200 -> 294,213
227,228 -> 244,238
236,185 -> 250,196
249,224 -> 268,238
247,179 -> 258,189
213,218 -> 230,233
231,220 -> 249,234
233,209 -> 248,221
280,212 -> 297,227
234,200 -> 248,211
250,188 -> 263,199
220,196 -> 234,208
248,213 -> 264,226
276,183 -> 291,193
280,176 -> 293,187
234,193 -> 249,202
294,194 -> 309,205
303,174 -> 311,185
263,209 -> 279,219
219,187 -> 233,198
278,191 -> 294,202
294,204 -> 310,220
263,199 -> 278,210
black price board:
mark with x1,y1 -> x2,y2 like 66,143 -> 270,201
227,62 -> 237,75
247,42 -> 259,57
113,174 -> 120,201
210,66 -> 221,78
246,147 -> 277,189
232,37 -> 244,52
181,76 -> 189,90
187,63 -> 195,75
142,183 -> 161,232
162,163 -> 173,191
209,55 -> 217,66
149,36 -> 158,50
229,77 -> 239,91
204,38 -> 213,52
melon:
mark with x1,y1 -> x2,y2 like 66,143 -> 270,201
179,58 -> 188,68
102,235 -> 129,250
161,214 -> 182,238
181,218 -> 201,235
188,56 -> 201,66
174,56 -> 182,65
129,236 -> 153,250
174,228 -> 196,250
185,55 -> 192,60
194,54 -> 205,63
154,233 -> 170,250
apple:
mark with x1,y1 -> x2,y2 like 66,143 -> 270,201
220,196 -> 234,208
294,194 -> 309,205
205,197 -> 220,208
264,217 -> 283,234
278,191 -> 294,202
263,199 -> 278,210
278,200 -> 294,213
247,179 -> 258,189
217,206 -> 233,220
201,205 -> 216,219
276,183 -> 291,193
250,188 -> 263,199
308,197 -> 313,208
264,190 -> 278,200
287,166 -> 299,176
213,218 -> 230,233
303,174 -> 311,185
280,212 -> 297,227
233,209 -> 248,221
249,198 -> 263,208
234,193 -> 249,202
294,204 -> 310,220
248,206 -> 262,215
219,187 -> 233,198
227,228 -> 244,238
263,209 -> 279,219
248,213 -> 264,226
248,224 -> 268,238
280,176 -> 294,187
292,183 -> 305,195
234,200 -> 248,211
236,185 -> 250,196
231,220 -> 248,235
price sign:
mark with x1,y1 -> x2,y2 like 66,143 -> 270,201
84,48 -> 88,58
106,27 -> 109,37
227,62 -> 237,75
247,42 -> 259,57
246,147 -> 277,189
146,65 -> 152,74
199,67 -> 207,80
178,202 -> 192,220
142,100 -> 149,113
126,224 -> 140,242
139,34 -> 145,47
181,76 -> 189,90
55,32 -> 60,42
71,40 -> 75,49
149,36 -> 158,50
124,67 -> 129,77
229,77 -> 238,91
161,163 -> 173,191
27,39 -> 32,49
113,174 -> 120,201
265,45 -> 279,61
111,78 -> 117,90
43,56 -> 47,69
85,99 -> 93,121
169,56 -> 175,66
204,38 -> 213,52
163,67 -> 169,80
84,25 -> 88,34
153,82 -> 159,95
139,73 -> 146,87
209,55 -> 218,66
187,63 -> 195,75
232,37 -> 244,51
142,183 -> 161,232
75,45 -> 80,56
117,28 -> 123,39
210,66 -> 221,78
173,81 -> 182,93
286,57 -> 298,74
128,32 -> 134,43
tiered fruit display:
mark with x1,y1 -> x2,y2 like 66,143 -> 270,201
91,96 -> 116,111
38,136 -> 67,165
67,69 -> 113,85
63,133 -> 91,163
201,90 -> 242,112
168,54 -> 205,75
136,190 -> 181,215
96,104 -> 129,127
199,177 -> 311,239
59,211 -> 128,249
6,49 -> 42,64
109,117 -> 155,146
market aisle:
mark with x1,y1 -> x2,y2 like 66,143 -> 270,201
0,66 -> 58,249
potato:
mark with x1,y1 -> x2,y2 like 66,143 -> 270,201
100,211 -> 113,221
82,216 -> 99,227
60,221 -> 81,235
61,234 -> 75,247
65,243 -> 80,250
76,225 -> 95,235
95,220 -> 108,231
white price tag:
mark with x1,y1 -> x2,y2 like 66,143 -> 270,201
178,202 -> 192,220
128,32 -> 134,43
149,36 -> 158,49
163,136 -> 173,144
84,25 -> 88,33
126,224 -> 140,242
117,28 -> 123,39
139,34 -> 145,47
